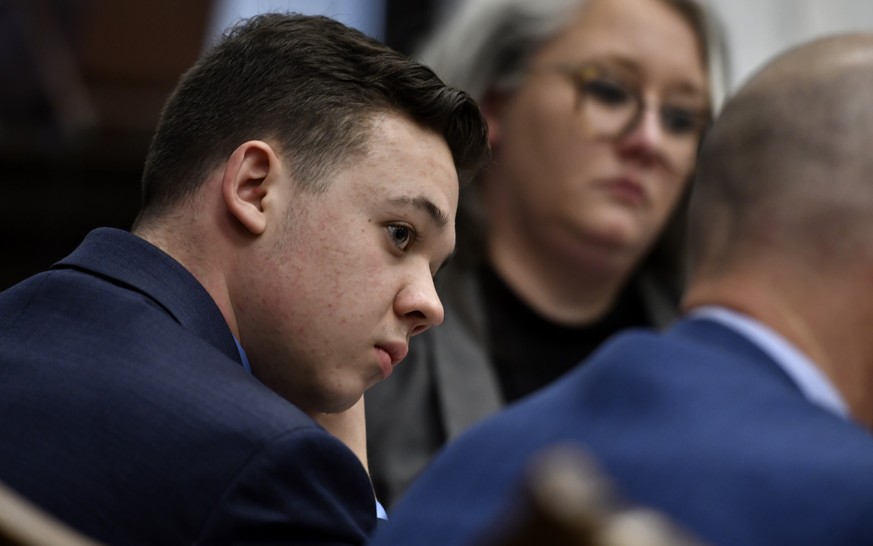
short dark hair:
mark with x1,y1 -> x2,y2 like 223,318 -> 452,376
135,13 -> 489,226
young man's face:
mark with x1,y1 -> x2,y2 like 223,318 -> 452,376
240,113 -> 458,413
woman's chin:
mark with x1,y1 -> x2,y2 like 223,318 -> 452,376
576,213 -> 650,253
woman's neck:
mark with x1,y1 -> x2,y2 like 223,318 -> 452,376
486,226 -> 638,326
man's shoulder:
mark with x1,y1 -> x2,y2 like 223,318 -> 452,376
0,266 -> 375,544
380,325 -> 873,546
435,321 -> 868,467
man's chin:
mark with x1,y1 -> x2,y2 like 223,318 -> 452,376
306,387 -> 366,416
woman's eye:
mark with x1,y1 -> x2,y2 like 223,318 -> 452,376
387,225 -> 415,250
661,106 -> 706,136
584,78 -> 633,107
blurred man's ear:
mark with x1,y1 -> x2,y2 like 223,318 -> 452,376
481,88 -> 507,151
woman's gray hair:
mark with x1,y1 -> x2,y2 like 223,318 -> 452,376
419,0 -> 583,101
419,0 -> 730,109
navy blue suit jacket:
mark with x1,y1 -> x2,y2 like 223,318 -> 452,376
0,228 -> 376,545
373,319 -> 873,546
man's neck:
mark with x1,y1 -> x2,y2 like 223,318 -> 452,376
135,224 -> 240,339
684,270 -> 873,429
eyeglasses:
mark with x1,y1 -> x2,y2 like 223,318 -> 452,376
534,63 -> 710,166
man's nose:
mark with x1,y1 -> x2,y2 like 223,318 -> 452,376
395,272 -> 445,337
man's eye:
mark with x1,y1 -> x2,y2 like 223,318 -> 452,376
387,225 -> 415,250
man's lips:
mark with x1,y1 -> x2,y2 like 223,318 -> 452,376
376,342 -> 409,367
375,342 -> 408,380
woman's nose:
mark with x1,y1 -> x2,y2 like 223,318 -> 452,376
615,106 -> 666,163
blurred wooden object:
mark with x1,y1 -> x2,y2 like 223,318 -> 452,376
0,481 -> 104,546
490,446 -> 709,546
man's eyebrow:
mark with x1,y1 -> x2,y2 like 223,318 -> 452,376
388,196 -> 450,228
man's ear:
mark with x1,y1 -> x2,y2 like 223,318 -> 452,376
481,87 -> 506,150
221,140 -> 279,236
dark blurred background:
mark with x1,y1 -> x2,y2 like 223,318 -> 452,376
0,0 -> 442,290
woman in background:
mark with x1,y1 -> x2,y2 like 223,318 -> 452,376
367,0 -> 731,506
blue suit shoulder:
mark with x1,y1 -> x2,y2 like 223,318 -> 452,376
0,230 -> 376,545
374,325 -> 873,546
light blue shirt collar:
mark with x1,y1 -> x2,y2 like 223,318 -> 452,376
376,500 -> 388,520
689,306 -> 849,419
232,336 -> 252,375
